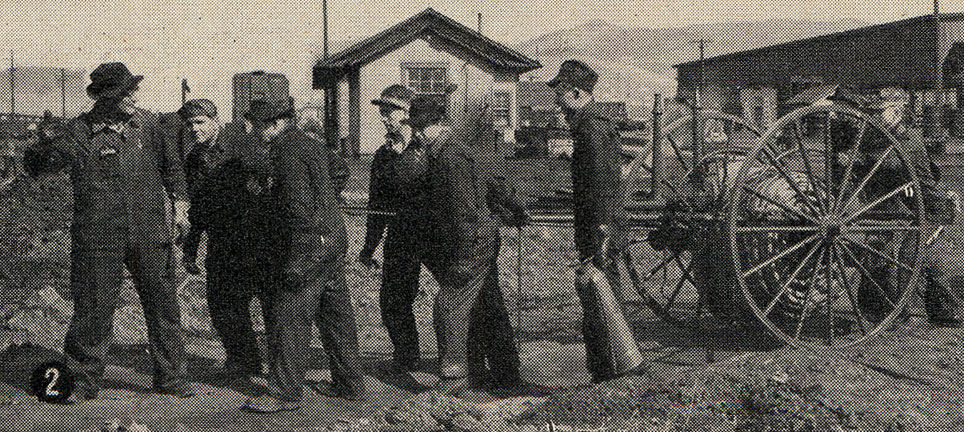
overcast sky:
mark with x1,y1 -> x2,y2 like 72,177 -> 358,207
1,0 -> 962,112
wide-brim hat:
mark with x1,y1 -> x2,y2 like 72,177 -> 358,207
86,62 -> 143,100
372,84 -> 414,111
245,97 -> 295,123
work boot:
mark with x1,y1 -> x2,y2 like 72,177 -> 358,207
310,380 -> 366,401
433,376 -> 469,397
153,381 -> 196,398
923,271 -> 963,328
241,394 -> 300,413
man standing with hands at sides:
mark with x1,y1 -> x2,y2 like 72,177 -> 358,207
177,99 -> 273,386
549,60 -> 636,384
23,62 -> 194,401
404,96 -> 529,396
359,85 -> 431,374
240,98 -> 365,413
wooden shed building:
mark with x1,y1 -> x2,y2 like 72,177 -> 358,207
674,13 -> 964,136
313,8 -> 541,155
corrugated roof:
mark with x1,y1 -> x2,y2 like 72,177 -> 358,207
674,13 -> 964,69
314,8 -> 541,82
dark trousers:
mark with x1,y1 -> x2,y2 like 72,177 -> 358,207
575,240 -> 624,384
424,235 -> 520,380
380,227 -> 423,365
205,240 -> 273,377
265,256 -> 364,401
64,232 -> 187,389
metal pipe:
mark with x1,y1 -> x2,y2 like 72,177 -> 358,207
650,94 -> 663,199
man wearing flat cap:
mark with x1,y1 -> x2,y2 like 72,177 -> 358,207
549,59 -> 635,383
359,84 -> 432,374
403,95 -> 529,396
175,99 -> 274,386
23,62 -> 194,401
239,97 -> 365,413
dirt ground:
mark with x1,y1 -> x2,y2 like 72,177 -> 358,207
1,153 -> 964,431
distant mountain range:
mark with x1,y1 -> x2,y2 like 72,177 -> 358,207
513,18 -> 869,116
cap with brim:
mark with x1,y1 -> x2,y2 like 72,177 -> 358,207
371,96 -> 410,111
547,59 -> 598,92
178,99 -> 218,119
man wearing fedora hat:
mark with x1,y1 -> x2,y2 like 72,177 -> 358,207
360,84 -> 433,374
549,59 -> 632,383
24,62 -> 194,401
403,95 -> 529,396
239,97 -> 365,413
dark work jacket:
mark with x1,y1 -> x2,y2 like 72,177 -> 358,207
567,103 -> 628,257
361,136 -> 428,257
265,127 -> 347,270
25,109 -> 187,250
422,132 -> 526,263
184,124 -> 251,233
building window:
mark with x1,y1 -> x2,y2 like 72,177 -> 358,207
403,64 -> 450,119
493,91 -> 511,128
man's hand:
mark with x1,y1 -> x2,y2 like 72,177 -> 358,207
182,254 -> 202,275
173,199 -> 191,244
357,252 -> 380,270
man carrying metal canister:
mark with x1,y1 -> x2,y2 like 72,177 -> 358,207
549,60 -> 643,384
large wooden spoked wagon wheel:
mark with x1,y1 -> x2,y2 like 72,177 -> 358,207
623,111 -> 761,329
727,105 -> 925,349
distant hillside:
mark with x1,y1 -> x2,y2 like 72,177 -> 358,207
515,18 -> 869,114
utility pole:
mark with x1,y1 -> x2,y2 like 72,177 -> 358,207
688,39 -> 712,187
9,51 -> 14,115
926,0 -> 945,146
477,13 -> 482,33
61,68 -> 66,117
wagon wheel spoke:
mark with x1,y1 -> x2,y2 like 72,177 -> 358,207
666,134 -> 689,170
823,237 -> 835,346
791,117 -> 826,213
841,144 -> 895,213
760,146 -> 822,216
839,236 -> 914,273
663,258 -> 694,314
735,226 -> 821,233
822,113 -> 833,213
793,247 -> 827,341
740,185 -> 822,224
842,181 -> 915,224
742,233 -> 822,278
843,225 -> 921,233
641,250 -> 681,282
831,242 -> 869,336
836,240 -> 898,310
835,120 -> 868,212
762,239 -> 823,317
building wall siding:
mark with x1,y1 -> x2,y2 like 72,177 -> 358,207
334,37 -> 519,154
